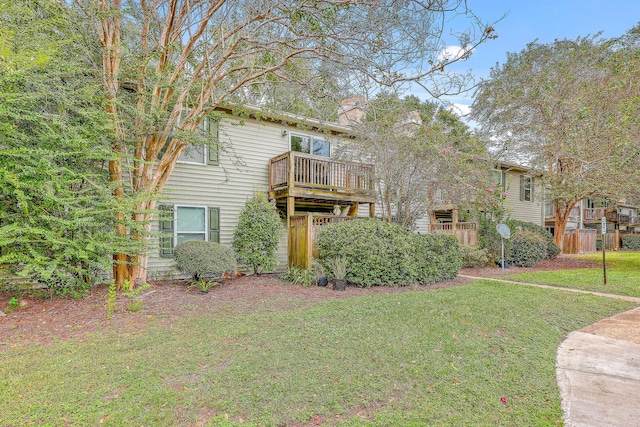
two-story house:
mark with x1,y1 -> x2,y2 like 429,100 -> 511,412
149,105 -> 376,278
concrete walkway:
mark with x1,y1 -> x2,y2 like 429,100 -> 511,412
460,275 -> 640,427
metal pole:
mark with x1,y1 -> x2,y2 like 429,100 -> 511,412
602,217 -> 607,285
602,239 -> 607,285
501,238 -> 505,272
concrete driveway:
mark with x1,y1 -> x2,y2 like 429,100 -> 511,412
557,307 -> 640,427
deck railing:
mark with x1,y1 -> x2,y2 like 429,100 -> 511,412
428,222 -> 478,245
545,204 -> 580,220
269,151 -> 374,194
584,208 -> 617,222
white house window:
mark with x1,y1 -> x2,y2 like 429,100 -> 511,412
520,175 -> 533,202
158,205 -> 220,257
177,118 -> 219,165
178,144 -> 206,165
492,169 -> 503,187
176,206 -> 207,244
290,134 -> 330,157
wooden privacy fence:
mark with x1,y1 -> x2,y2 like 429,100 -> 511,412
428,222 -> 478,246
288,214 -> 356,269
600,230 -> 620,251
562,228 -> 597,254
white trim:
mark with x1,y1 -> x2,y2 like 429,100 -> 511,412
174,204 -> 208,245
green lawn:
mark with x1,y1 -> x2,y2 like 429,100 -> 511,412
0,281 -> 634,426
505,251 -> 640,297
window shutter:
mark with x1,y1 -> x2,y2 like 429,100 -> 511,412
207,122 -> 219,166
519,175 -> 524,201
530,177 -> 535,202
209,207 -> 220,243
159,205 -> 174,258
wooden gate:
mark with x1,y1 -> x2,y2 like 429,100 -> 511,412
562,229 -> 597,254
288,214 -> 355,269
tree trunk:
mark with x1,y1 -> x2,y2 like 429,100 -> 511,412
553,214 -> 567,250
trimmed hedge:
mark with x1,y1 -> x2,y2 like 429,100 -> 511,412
506,231 -> 547,267
621,234 -> 640,250
174,240 -> 238,281
461,245 -> 491,268
507,219 -> 560,259
478,217 -> 560,260
316,219 -> 461,287
412,233 -> 462,284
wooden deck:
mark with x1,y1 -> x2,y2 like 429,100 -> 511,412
584,208 -> 617,223
268,151 -> 375,205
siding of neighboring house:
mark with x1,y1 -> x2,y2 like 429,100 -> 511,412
502,169 -> 544,226
148,114 -> 337,278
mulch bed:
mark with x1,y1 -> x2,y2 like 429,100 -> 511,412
0,255 -> 600,349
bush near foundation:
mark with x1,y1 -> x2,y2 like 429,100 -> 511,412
621,234 -> 640,250
506,231 -> 547,267
316,219 -> 462,287
174,240 -> 237,281
461,245 -> 491,268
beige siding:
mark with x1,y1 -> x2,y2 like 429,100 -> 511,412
149,115 -> 335,278
502,170 -> 544,226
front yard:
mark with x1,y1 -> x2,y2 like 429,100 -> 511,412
503,252 -> 640,297
0,261 -> 635,426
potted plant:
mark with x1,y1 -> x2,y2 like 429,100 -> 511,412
327,256 -> 348,291
311,258 -> 328,287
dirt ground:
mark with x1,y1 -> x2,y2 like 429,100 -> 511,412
0,255 -> 602,349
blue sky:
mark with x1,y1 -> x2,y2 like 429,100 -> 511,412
415,0 -> 640,114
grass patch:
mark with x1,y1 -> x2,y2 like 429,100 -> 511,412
505,252 -> 640,297
0,281 -> 634,426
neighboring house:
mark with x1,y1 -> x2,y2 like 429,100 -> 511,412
149,105 -> 376,278
544,199 -> 640,234
429,160 -> 545,229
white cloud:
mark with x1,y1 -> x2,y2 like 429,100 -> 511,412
437,45 -> 471,62
449,103 -> 471,117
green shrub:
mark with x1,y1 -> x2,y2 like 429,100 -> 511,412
596,237 -> 603,251
506,219 -> 560,259
411,233 -> 462,284
621,234 -> 640,250
316,219 -> 462,287
506,231 -> 547,267
317,219 -> 414,287
460,245 -> 491,268
232,193 -> 284,274
280,266 -> 316,286
478,216 -> 559,260
173,240 -> 237,281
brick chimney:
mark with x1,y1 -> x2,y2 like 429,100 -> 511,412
337,95 -> 366,126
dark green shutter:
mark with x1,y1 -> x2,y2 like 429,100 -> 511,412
209,207 -> 220,243
519,175 -> 525,202
207,122 -> 219,165
159,204 -> 174,258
